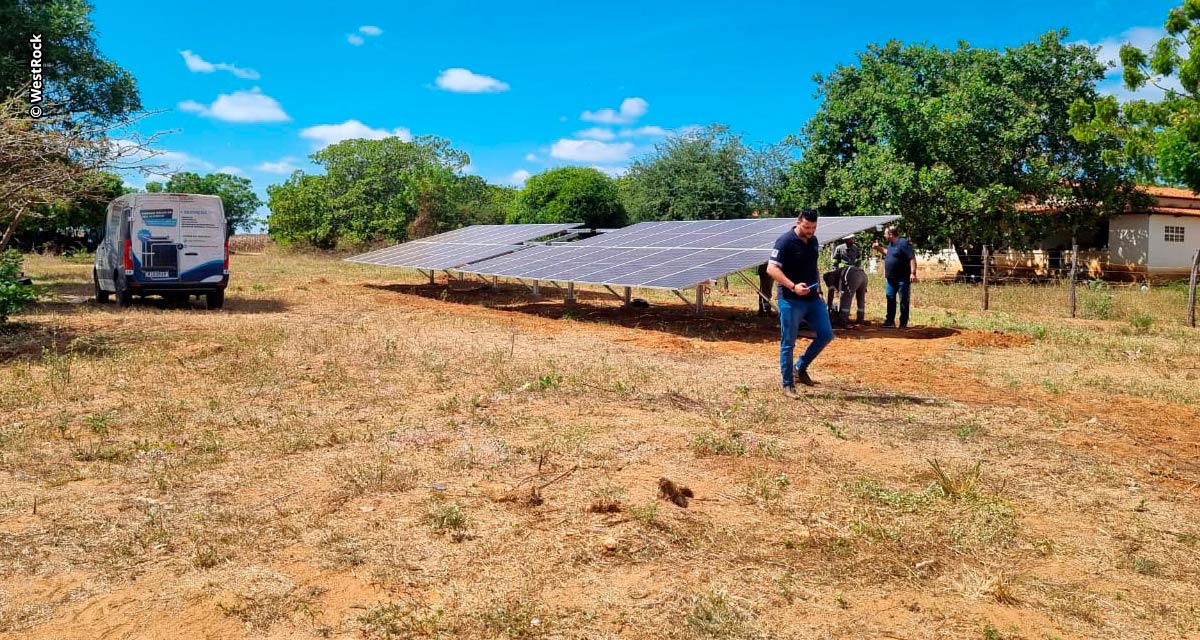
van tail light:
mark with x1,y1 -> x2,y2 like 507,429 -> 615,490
122,238 -> 134,274
223,239 -> 230,275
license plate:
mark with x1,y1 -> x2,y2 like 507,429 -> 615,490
144,271 -> 169,278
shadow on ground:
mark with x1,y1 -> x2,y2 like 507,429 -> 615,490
365,281 -> 959,344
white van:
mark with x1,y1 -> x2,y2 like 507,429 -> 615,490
94,193 -> 229,309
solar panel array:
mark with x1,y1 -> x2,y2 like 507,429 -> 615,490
461,216 -> 898,291
344,223 -> 581,270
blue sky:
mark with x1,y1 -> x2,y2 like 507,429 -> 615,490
91,0 -> 1180,223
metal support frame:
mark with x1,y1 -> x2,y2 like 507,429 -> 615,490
623,286 -> 632,304
602,285 -> 626,303
733,270 -> 776,314
418,269 -> 435,285
671,289 -> 691,306
533,279 -> 541,296
566,281 -> 576,304
696,286 -> 705,317
513,277 -> 537,294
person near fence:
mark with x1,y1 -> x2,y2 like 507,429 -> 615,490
872,227 -> 917,329
766,209 -> 834,397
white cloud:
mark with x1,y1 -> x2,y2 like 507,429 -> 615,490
619,125 -> 670,137
581,97 -> 648,124
179,50 -> 260,79
177,87 -> 290,123
508,169 -> 531,186
299,119 -> 413,149
216,166 -> 244,175
549,139 -> 635,163
348,34 -> 365,45
434,68 -> 511,93
359,25 -> 383,36
591,165 -> 628,178
576,127 -> 616,141
255,157 -> 301,174
524,153 -> 539,162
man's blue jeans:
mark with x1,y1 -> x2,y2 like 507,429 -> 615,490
778,294 -> 834,386
885,278 -> 911,327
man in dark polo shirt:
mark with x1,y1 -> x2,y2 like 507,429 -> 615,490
872,226 -> 918,328
765,209 -> 834,397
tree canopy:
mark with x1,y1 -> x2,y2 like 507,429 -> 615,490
1071,0 -> 1200,193
267,136 -> 509,249
786,31 -> 1136,271
620,126 -> 752,222
508,167 -> 626,229
0,0 -> 140,124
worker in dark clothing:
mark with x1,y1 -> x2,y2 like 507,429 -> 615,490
832,236 -> 862,268
871,227 -> 918,328
765,209 -> 833,397
756,262 -> 774,316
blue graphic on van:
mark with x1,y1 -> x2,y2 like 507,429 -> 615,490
140,209 -> 177,227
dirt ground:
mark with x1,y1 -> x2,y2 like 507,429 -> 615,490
1,251 -> 1198,639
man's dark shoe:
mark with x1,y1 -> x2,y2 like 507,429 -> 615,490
796,369 -> 816,387
882,322 -> 896,328
782,385 -> 799,399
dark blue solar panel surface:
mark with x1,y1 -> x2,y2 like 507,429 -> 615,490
462,216 -> 898,290
344,223 -> 581,270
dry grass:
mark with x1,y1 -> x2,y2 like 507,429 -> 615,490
0,249 -> 1197,639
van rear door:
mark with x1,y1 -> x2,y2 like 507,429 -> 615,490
134,205 -> 180,282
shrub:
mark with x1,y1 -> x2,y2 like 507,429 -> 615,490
0,250 -> 38,323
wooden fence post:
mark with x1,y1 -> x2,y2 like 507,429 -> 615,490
981,245 -> 990,311
1069,240 -> 1078,319
1188,248 -> 1199,328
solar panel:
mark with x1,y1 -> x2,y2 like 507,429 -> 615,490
345,223 -> 581,270
461,216 -> 898,290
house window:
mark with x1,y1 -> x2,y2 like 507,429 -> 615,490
1164,225 -> 1185,243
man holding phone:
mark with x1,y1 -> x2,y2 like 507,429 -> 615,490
765,209 -> 834,397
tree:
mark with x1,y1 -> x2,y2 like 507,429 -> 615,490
449,175 -> 516,227
10,170 -> 129,250
0,0 -> 140,124
620,125 -> 751,222
266,136 -> 472,248
743,139 -> 800,213
164,172 -> 263,235
788,31 -> 1136,276
0,97 -> 161,250
508,167 -> 626,229
1071,0 -> 1200,192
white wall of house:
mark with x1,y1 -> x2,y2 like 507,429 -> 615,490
1108,214 -> 1149,271
1147,214 -> 1200,270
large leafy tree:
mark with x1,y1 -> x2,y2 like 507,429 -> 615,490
0,0 -> 140,124
788,31 -> 1136,275
266,136 -> 482,248
164,172 -> 263,235
1071,0 -> 1200,192
620,125 -> 751,221
508,167 -> 626,229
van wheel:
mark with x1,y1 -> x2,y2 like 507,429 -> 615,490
116,271 -> 133,307
205,290 -> 225,310
94,270 -> 110,303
